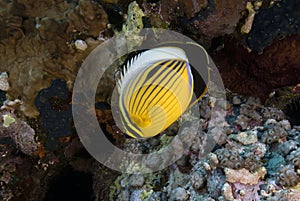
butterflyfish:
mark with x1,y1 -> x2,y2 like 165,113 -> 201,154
117,43 -> 209,138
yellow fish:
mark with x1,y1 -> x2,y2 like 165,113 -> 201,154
117,43 -> 209,138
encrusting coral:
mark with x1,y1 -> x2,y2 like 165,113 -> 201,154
0,0 -> 109,117
287,148 -> 300,168
277,164 -> 300,187
0,108 -> 38,155
261,120 -> 288,144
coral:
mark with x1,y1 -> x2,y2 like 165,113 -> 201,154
213,35 -> 300,101
232,182 -> 262,201
240,97 -> 262,120
129,174 -> 145,188
13,1 -> 300,201
0,109 -> 38,155
293,84 -> 300,95
277,165 -> 299,187
142,0 -> 246,47
191,170 -> 206,190
117,1 -> 145,50
150,192 -> 165,201
235,115 -> 251,130
74,39 -> 88,51
264,191 -> 288,201
0,72 -> 9,91
225,167 -> 266,185
0,145 -> 23,201
34,79 -> 72,150
228,130 -> 258,145
246,0 -> 300,53
221,182 -> 234,201
242,154 -> 263,172
232,96 -> 242,105
66,0 -> 108,38
287,182 -> 300,200
206,169 -> 226,199
265,152 -> 286,177
261,120 -> 288,144
240,2 -> 257,34
109,93 -> 300,200
278,140 -> 297,156
261,107 -> 285,121
287,148 -> 300,169
215,148 -> 243,169
214,142 -> 265,171
130,189 -> 143,201
235,98 -> 262,130
160,0 -> 208,20
0,0 -> 108,117
170,187 -> 189,201
185,0 -> 245,39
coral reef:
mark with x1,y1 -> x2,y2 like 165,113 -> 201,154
277,164 -> 300,187
34,79 -> 73,150
213,35 -> 300,101
288,148 -> 300,168
108,94 -> 300,200
0,0 -> 300,200
142,0 -> 247,47
0,109 -> 38,155
215,148 -> 243,169
0,72 -> 9,91
246,0 -> 300,53
261,120 -> 288,144
224,167 -> 266,185
0,0 -> 109,117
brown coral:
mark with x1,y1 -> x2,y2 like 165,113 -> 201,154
213,35 -> 300,101
215,148 -> 243,169
66,0 -> 108,38
287,148 -> 300,169
159,0 -> 208,20
261,122 -> 288,144
0,109 -> 38,155
277,165 -> 299,187
191,170 -> 206,190
192,0 -> 245,38
0,0 -> 109,117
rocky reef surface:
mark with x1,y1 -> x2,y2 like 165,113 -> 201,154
110,94 -> 300,201
0,0 -> 299,200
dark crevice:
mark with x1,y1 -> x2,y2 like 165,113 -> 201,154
44,165 -> 94,201
284,97 -> 300,126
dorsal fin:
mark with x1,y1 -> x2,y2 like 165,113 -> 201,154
117,47 -> 189,93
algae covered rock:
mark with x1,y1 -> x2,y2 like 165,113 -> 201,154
0,109 -> 38,155
0,0 -> 109,117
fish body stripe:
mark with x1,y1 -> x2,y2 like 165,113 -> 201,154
149,65 -> 189,123
128,60 -> 192,137
119,61 -> 170,138
139,61 -> 187,117
134,60 -> 183,115
130,60 -> 176,114
119,92 -> 142,138
125,60 -> 169,115
118,46 -> 207,138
